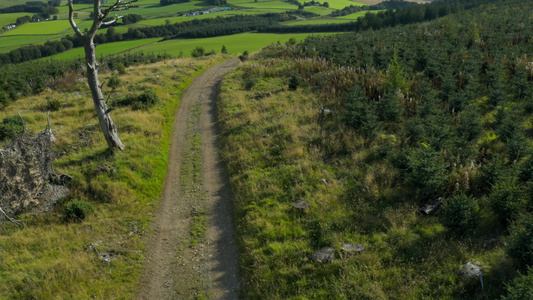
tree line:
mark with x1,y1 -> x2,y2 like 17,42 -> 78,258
0,13 -> 295,65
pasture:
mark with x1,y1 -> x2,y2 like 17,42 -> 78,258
0,34 -> 64,53
284,18 -> 352,26
0,0 -> 25,8
130,32 -> 339,57
48,38 -> 162,60
0,12 -> 28,28
135,10 -> 262,26
322,0 -> 367,9
338,9 -> 386,19
0,19 -> 89,36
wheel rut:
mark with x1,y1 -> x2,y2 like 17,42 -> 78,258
136,59 -> 241,300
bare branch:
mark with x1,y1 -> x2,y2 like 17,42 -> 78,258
18,109 -> 31,134
101,15 -> 123,26
105,94 -> 112,104
0,207 -> 24,226
68,0 -> 84,39
104,108 -> 115,114
100,79 -> 108,90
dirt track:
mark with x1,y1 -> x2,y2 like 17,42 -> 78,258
136,59 -> 241,299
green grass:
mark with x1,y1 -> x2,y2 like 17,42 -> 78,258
123,0 -> 208,18
48,38 -> 162,60
284,18 -> 353,26
0,0 -> 25,8
0,34 -> 64,53
135,10 -> 263,26
130,32 -> 340,57
0,19 -> 90,36
316,0 -> 367,9
0,12 -> 29,28
338,9 -> 386,20
0,55 -> 221,299
230,0 -> 298,12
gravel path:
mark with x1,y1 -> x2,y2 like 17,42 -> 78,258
136,59 -> 241,299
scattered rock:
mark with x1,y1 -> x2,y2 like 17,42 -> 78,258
99,250 -> 118,264
292,199 -> 310,210
419,197 -> 444,215
311,247 -> 335,264
254,135 -> 270,140
460,262 -> 482,281
341,243 -> 364,254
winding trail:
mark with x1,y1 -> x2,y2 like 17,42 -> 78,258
137,59 -> 241,299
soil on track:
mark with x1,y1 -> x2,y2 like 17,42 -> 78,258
136,59 -> 241,299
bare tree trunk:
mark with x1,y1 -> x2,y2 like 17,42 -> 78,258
84,41 -> 125,151
68,0 -> 136,152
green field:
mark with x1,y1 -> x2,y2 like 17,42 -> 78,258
130,32 -> 339,57
135,10 -> 262,26
123,0 -> 208,18
230,0 -> 298,11
0,0 -> 25,8
284,18 -> 353,26
301,6 -> 334,15
0,19 -> 91,36
338,9 -> 386,19
0,34 -> 64,53
0,12 -> 29,28
48,37 -> 162,60
319,0 -> 366,9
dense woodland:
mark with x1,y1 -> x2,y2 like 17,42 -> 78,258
217,0 -> 533,298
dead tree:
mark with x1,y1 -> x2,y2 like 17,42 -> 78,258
68,0 -> 138,152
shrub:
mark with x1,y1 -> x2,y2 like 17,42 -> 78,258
0,115 -> 24,140
191,46 -> 205,58
244,77 -> 256,90
45,98 -> 62,111
441,194 -> 479,232
63,199 -> 94,222
115,62 -> 126,75
288,74 -> 300,91
221,45 -> 227,54
108,73 -> 121,90
404,145 -> 448,199
507,218 -> 533,266
115,90 -> 159,110
239,50 -> 249,62
490,179 -> 527,224
503,267 -> 533,300
345,85 -> 381,138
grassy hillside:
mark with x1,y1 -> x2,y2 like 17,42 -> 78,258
217,0 -> 533,298
0,55 -> 222,298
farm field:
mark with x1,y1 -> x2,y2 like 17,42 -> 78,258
284,18 -> 353,26
129,32 -> 340,57
135,10 -> 262,26
0,0 -> 25,8
230,0 -> 298,12
1,19 -> 91,36
320,0 -> 366,9
0,12 -> 28,28
48,38 -> 162,60
337,9 -> 386,19
0,34 -> 64,53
